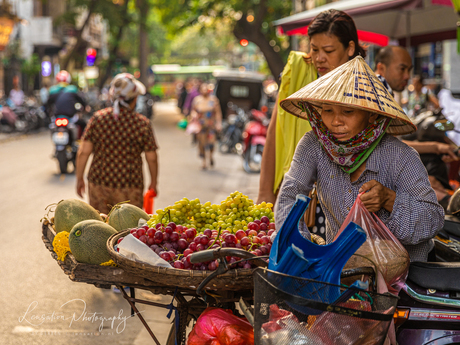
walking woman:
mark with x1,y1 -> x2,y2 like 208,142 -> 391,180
76,73 -> 159,214
190,82 -> 223,169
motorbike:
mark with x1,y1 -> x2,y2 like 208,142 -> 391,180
240,108 -> 269,173
392,213 -> 460,344
219,102 -> 248,154
0,97 -> 45,133
49,103 -> 84,174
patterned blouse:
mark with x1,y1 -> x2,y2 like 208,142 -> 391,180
275,132 -> 444,262
82,107 -> 157,189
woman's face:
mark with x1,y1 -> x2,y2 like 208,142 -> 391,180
310,33 -> 355,76
199,84 -> 209,95
320,104 -> 378,141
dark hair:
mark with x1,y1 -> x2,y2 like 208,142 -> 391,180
374,46 -> 395,68
308,9 -> 366,59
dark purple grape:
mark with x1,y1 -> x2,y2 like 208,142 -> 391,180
173,261 -> 184,269
163,232 -> 170,242
203,229 -> 212,238
200,236 -> 209,246
164,226 -> 173,235
167,222 -> 177,231
178,239 -> 188,250
170,232 -> 179,242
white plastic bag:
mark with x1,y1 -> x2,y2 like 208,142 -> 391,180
117,234 -> 172,268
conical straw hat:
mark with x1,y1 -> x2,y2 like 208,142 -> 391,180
279,56 -> 416,135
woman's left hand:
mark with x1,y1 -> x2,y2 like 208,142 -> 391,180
358,179 -> 396,213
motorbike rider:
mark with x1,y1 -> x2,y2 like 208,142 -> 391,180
46,70 -> 88,139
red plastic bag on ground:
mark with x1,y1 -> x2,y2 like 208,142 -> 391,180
334,193 -> 410,295
187,307 -> 254,345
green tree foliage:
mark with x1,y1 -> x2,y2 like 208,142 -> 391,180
21,53 -> 41,92
55,0 -> 130,70
153,0 -> 293,79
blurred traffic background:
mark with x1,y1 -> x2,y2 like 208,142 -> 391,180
1,0 -> 460,143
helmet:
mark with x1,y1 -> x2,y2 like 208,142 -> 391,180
56,70 -> 71,84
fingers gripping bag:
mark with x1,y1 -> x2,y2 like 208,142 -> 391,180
186,307 -> 254,345
334,193 -> 410,295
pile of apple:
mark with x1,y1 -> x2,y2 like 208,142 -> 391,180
117,216 -> 275,271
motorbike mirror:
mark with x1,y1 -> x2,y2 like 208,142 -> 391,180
75,103 -> 82,111
434,119 -> 455,132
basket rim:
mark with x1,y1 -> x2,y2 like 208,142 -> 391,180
107,229 -> 255,279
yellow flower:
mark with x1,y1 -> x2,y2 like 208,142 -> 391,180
52,231 -> 71,261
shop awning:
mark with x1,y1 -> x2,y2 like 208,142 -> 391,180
274,0 -> 458,45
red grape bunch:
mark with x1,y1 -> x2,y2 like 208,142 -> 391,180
117,216 -> 276,271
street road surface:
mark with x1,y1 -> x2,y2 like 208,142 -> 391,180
0,101 -> 260,345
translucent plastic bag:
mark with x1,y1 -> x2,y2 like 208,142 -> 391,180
334,193 -> 410,295
254,269 -> 398,345
187,307 -> 254,345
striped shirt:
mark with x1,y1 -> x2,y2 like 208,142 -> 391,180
275,132 -> 444,262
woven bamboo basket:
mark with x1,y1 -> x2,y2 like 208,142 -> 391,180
107,230 -> 255,291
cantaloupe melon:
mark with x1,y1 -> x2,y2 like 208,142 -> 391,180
54,199 -> 103,233
107,203 -> 150,232
69,220 -> 117,265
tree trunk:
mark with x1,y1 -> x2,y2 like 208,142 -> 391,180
61,0 -> 97,71
137,0 -> 148,86
98,1 -> 130,88
233,19 -> 285,83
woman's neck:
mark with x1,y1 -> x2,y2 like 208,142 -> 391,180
350,162 -> 366,183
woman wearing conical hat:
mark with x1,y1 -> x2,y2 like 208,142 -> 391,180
275,56 -> 444,262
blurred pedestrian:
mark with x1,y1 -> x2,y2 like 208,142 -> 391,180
176,81 -> 188,115
183,79 -> 201,117
40,80 -> 50,105
406,75 -> 440,117
9,75 -> 24,107
190,82 -> 222,170
75,73 -> 159,214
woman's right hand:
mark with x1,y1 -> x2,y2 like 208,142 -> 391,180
76,178 -> 85,198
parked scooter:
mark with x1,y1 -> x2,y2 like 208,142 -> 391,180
49,103 -> 85,174
219,102 -> 248,154
240,108 -> 269,173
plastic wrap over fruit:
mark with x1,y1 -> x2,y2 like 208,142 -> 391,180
186,307 -> 254,345
117,234 -> 172,268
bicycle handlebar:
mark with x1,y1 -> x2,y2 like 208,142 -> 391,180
190,248 -> 267,267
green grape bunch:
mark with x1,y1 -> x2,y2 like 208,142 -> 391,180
147,191 -> 274,233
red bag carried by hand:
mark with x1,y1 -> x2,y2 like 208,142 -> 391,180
334,193 -> 410,295
186,307 -> 254,345
143,189 -> 156,214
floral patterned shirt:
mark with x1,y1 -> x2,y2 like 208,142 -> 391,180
82,107 -> 157,189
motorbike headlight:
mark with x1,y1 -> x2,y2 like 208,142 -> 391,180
227,114 -> 237,125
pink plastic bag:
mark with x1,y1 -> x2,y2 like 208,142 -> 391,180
186,307 -> 254,345
334,193 -> 410,295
